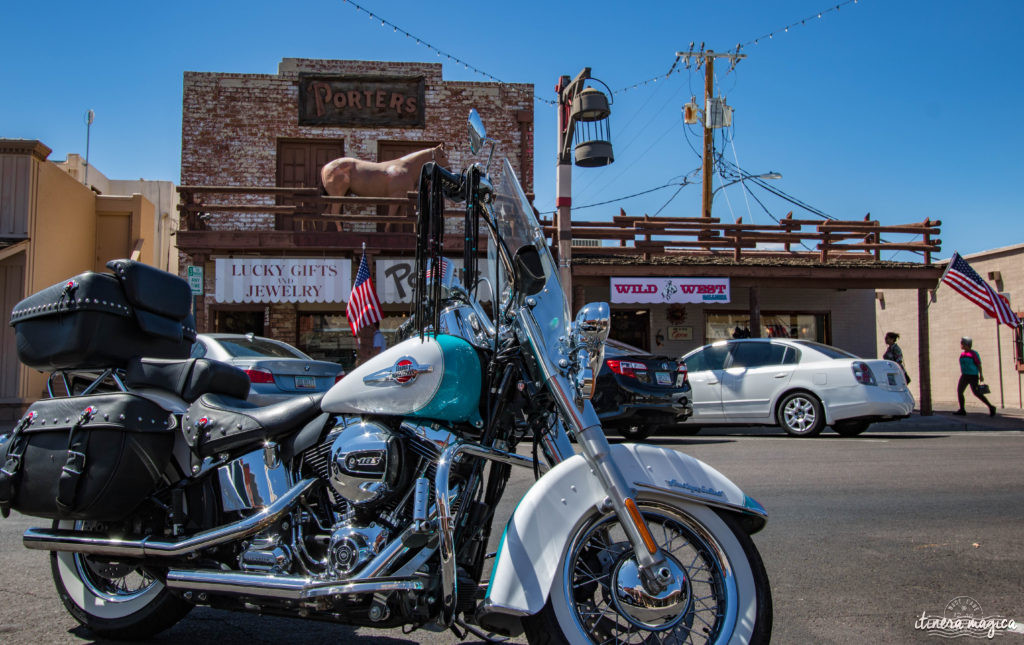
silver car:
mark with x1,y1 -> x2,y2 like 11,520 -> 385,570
680,338 -> 915,437
190,333 -> 344,405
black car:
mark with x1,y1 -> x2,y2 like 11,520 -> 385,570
592,339 -> 693,441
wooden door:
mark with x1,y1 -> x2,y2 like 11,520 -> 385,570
95,212 -> 131,272
0,252 -> 25,402
276,140 -> 345,229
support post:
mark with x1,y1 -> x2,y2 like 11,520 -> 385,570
749,286 -> 761,338
917,288 -> 932,415
701,54 -> 715,219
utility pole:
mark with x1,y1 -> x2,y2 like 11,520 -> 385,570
677,49 -> 745,218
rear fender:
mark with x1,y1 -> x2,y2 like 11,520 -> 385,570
481,442 -> 767,620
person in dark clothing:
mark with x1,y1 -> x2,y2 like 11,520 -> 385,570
882,331 -> 908,383
954,337 -> 996,417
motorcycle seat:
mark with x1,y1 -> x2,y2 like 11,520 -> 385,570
125,357 -> 251,403
183,392 -> 325,457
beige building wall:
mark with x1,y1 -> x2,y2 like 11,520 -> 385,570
56,154 -> 178,274
1,141 -> 161,417
876,244 -> 1024,410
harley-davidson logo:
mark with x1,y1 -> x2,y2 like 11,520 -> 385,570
363,356 -> 433,386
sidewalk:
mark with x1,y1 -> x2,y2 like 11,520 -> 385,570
892,401 -> 1024,432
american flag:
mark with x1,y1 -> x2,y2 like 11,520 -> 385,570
347,249 -> 382,337
426,257 -> 451,282
941,252 -> 1020,328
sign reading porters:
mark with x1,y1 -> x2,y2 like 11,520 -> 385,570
215,258 -> 351,303
299,75 -> 425,127
611,277 -> 730,304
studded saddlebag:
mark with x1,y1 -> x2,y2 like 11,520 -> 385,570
0,393 -> 175,521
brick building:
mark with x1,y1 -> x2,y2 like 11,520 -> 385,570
177,58 -> 533,370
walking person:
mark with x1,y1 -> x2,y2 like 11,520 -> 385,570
953,337 -> 996,417
882,331 -> 909,384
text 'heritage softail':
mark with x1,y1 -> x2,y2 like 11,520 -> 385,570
0,111 -> 771,643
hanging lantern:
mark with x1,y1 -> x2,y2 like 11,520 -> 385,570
571,88 -> 614,167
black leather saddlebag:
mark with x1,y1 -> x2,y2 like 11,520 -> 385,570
0,393 -> 175,521
9,259 -> 196,371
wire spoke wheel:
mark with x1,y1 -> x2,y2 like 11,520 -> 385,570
563,504 -> 730,644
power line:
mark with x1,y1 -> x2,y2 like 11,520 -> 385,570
339,0 -> 556,104
538,178 -> 696,216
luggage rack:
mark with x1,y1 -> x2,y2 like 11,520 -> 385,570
46,369 -> 129,398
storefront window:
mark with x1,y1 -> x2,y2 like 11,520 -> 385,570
706,312 -> 828,344
298,313 -> 406,372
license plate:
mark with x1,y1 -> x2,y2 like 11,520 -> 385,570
295,375 -> 317,389
656,372 -> 672,385
887,373 -> 897,386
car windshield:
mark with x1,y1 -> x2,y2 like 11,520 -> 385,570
216,338 -> 307,359
791,340 -> 859,359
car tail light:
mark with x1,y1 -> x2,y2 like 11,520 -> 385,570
607,359 -> 647,379
244,368 -> 275,384
851,362 -> 877,386
334,372 -> 346,383
676,363 -> 688,384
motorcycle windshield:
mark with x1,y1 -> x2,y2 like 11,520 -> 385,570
489,159 -> 573,384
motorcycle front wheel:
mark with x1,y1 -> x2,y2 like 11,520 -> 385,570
522,499 -> 771,644
50,520 -> 192,640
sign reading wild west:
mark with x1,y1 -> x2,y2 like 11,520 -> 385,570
299,75 -> 425,127
611,277 -> 731,304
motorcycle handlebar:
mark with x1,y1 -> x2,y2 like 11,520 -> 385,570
434,165 -> 464,200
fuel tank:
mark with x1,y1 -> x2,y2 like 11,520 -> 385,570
322,334 -> 483,426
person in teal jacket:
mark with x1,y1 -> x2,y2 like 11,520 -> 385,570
953,337 -> 996,417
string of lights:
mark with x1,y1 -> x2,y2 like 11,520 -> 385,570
338,0 -> 556,104
739,0 -> 861,50
615,0 -> 863,94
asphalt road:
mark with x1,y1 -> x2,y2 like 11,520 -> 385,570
1,424 -> 1022,644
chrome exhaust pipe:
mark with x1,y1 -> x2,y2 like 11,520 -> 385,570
23,479 -> 318,558
164,569 -> 424,600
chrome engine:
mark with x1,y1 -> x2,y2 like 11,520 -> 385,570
285,417 -> 464,580
328,420 -> 404,507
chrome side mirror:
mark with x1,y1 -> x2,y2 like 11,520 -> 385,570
572,302 -> 610,400
468,109 -> 487,154
467,109 -> 496,171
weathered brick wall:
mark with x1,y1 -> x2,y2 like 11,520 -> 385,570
181,58 -> 534,234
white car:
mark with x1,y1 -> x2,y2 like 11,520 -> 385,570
680,338 -> 914,437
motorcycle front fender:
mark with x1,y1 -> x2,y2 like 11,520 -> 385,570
481,442 -> 767,620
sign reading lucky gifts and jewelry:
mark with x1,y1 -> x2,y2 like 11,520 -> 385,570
215,259 -> 351,303
611,277 -> 730,304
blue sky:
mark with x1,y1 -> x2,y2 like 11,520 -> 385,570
3,0 -> 1021,258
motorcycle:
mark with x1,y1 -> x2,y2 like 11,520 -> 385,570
0,110 -> 771,643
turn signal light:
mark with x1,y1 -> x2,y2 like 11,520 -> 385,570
607,359 -> 647,379
244,368 -> 275,384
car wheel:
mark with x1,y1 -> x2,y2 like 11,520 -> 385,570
777,392 -> 825,437
616,425 -> 653,441
834,420 -> 871,437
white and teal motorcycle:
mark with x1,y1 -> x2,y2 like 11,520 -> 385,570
4,111 -> 771,643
